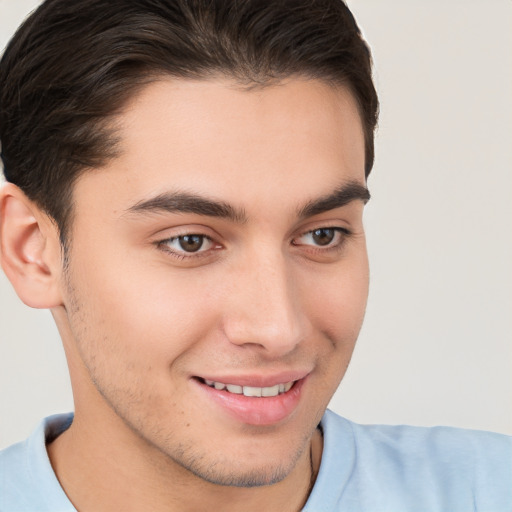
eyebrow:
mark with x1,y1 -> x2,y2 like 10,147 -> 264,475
126,191 -> 248,223
297,181 -> 370,219
125,181 -> 370,222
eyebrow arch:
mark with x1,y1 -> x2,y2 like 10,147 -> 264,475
297,181 -> 370,219
126,191 -> 248,223
125,181 -> 369,223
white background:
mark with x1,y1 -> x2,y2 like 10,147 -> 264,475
1,0 -> 511,449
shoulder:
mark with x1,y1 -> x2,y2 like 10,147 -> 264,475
0,437 -> 33,509
304,410 -> 512,512
335,410 -> 512,460
337,411 -> 512,475
0,413 -> 75,512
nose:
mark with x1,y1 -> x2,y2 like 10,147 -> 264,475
222,251 -> 310,357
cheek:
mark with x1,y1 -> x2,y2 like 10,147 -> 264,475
65,255 -> 221,369
301,254 -> 369,340
303,258 -> 369,397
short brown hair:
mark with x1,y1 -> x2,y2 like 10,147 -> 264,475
0,0 -> 378,244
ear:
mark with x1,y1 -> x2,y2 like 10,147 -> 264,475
0,182 -> 64,308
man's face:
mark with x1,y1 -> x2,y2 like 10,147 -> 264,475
57,78 -> 369,486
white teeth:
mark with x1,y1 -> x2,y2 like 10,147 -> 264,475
243,386 -> 262,397
226,384 -> 243,394
261,385 -> 280,397
203,379 -> 294,397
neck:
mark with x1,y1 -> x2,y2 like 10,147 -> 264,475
47,409 -> 323,512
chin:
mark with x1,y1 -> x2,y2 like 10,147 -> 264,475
162,434 -> 307,488
184,460 -> 293,488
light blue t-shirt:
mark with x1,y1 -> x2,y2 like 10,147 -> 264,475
1,410 -> 511,511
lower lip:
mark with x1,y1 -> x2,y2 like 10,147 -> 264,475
194,378 -> 306,426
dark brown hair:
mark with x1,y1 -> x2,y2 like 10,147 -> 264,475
0,0 -> 378,244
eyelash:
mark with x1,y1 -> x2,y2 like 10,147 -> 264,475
156,226 -> 352,260
292,227 -> 351,252
156,234 -> 218,260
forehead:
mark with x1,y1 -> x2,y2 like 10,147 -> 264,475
73,78 -> 366,218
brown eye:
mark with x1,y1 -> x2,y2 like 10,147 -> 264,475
311,228 -> 336,246
293,227 -> 349,249
178,235 -> 205,252
158,232 -> 217,260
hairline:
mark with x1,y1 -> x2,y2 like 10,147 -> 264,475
58,72 -> 367,256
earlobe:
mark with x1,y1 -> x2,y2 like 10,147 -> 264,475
0,183 -> 64,309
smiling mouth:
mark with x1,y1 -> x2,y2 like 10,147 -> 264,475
199,378 -> 295,397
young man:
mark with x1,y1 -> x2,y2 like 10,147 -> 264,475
0,1 -> 510,511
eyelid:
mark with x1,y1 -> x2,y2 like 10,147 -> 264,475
154,228 -> 223,260
292,226 -> 351,246
153,223 -> 352,263
163,234 -> 214,253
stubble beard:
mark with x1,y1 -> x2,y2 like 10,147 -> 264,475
62,268 -> 315,490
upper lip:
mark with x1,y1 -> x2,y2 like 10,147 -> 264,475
195,370 -> 311,388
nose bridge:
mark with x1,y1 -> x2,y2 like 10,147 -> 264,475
223,248 -> 306,355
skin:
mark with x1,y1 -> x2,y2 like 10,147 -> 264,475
0,78 -> 369,511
